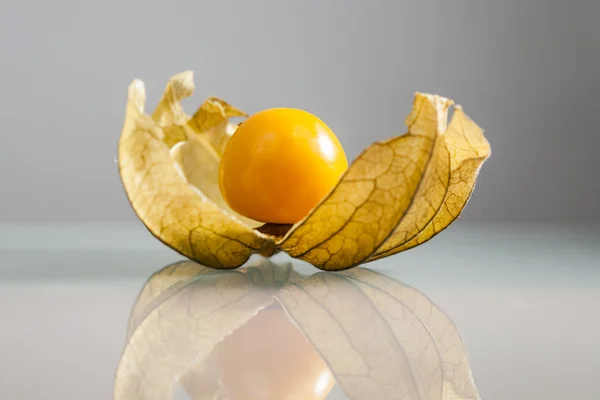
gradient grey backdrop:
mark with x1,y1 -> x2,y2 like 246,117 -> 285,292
1,0 -> 599,223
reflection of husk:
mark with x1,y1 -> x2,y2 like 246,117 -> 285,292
118,72 -> 490,271
114,258 -> 480,400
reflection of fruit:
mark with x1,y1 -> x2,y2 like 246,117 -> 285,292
218,108 -> 348,224
205,302 -> 335,400
117,260 -> 481,400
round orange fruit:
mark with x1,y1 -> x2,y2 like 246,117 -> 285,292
219,108 -> 348,224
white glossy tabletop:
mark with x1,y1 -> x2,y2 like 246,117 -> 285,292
0,224 -> 598,400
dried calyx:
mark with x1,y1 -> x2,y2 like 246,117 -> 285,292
118,71 -> 490,270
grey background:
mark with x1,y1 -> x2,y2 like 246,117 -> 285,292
1,0 -> 599,223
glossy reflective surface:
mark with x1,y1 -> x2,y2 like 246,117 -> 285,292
116,259 -> 481,399
0,224 -> 599,399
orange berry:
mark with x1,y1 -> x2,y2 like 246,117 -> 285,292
219,108 -> 348,224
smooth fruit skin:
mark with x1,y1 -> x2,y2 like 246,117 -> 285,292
219,108 -> 348,224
